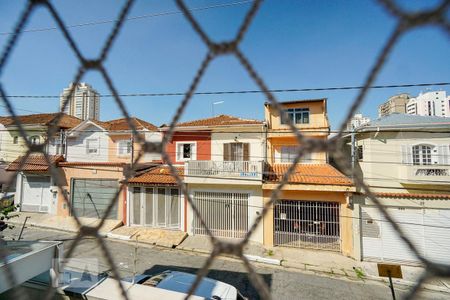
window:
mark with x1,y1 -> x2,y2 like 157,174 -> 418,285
86,138 -> 99,154
118,139 -> 132,156
413,144 -> 432,165
13,136 -> 19,144
223,143 -> 249,161
176,142 -> 196,161
51,137 -> 63,155
357,145 -> 363,161
29,136 -> 40,145
281,108 -> 310,124
278,146 -> 312,163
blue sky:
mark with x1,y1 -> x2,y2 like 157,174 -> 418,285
0,0 -> 448,129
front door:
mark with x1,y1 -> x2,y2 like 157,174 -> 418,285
131,187 -> 180,229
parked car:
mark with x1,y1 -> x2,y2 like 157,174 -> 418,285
126,270 -> 247,300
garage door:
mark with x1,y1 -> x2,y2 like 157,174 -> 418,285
274,200 -> 341,251
362,207 -> 450,264
71,179 -> 119,219
193,191 -> 248,238
21,176 -> 52,213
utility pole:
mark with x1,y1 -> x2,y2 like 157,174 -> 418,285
130,134 -> 134,168
351,129 -> 356,179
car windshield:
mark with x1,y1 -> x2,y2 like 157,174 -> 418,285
140,272 -> 170,287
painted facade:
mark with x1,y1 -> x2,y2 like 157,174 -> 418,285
348,114 -> 450,263
263,99 -> 356,257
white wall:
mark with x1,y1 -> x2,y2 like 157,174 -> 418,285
143,131 -> 163,162
0,124 -> 5,162
356,131 -> 450,192
407,91 -> 450,117
66,124 -> 109,162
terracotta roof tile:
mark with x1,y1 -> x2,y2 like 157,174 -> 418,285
58,162 -> 126,167
103,117 -> 158,131
374,192 -> 450,199
128,166 -> 183,185
175,115 -> 263,128
7,154 -> 64,172
0,113 -> 82,129
266,163 -> 352,186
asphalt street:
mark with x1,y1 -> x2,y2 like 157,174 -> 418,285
2,226 -> 448,299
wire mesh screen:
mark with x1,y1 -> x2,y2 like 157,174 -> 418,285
0,0 -> 449,299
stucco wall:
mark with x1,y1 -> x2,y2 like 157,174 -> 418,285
210,131 -> 264,162
57,165 -> 125,223
66,124 -> 109,162
164,131 -> 211,164
1,127 -> 47,162
268,136 -> 327,164
108,132 -> 163,163
356,131 -> 450,193
264,101 -> 329,130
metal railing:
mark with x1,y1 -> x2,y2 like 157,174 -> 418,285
186,160 -> 263,180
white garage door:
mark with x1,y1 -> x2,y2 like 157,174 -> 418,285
193,191 -> 248,239
21,176 -> 52,213
362,207 -> 450,264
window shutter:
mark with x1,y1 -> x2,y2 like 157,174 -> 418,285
243,143 -> 250,161
223,143 -> 230,161
438,145 -> 450,165
401,145 -> 412,164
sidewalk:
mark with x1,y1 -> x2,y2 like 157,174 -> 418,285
9,212 -> 122,235
9,212 -> 187,248
178,235 -> 450,294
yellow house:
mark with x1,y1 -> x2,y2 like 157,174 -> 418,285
263,99 -> 356,257
0,113 -> 81,163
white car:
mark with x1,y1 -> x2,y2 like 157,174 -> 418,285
128,270 -> 247,300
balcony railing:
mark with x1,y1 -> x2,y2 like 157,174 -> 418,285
186,160 -> 263,180
399,164 -> 450,184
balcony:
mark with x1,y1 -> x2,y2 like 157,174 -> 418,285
399,164 -> 450,184
185,160 -> 263,185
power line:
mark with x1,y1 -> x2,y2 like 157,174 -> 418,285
4,82 -> 450,99
3,155 -> 450,186
0,0 -> 254,36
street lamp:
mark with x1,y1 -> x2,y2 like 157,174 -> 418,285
212,101 -> 224,116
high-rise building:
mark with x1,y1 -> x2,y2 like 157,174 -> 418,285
406,90 -> 450,117
346,113 -> 370,131
60,83 -> 100,120
378,93 -> 410,117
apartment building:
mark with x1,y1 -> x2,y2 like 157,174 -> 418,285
378,93 -> 410,117
406,90 -> 450,117
60,82 -> 100,121
346,113 -> 371,131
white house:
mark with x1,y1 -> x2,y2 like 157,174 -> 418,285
349,114 -> 450,265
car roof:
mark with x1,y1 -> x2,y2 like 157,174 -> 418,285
157,271 -> 236,299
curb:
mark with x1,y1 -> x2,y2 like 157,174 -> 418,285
9,219 -> 109,237
244,254 -> 281,266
